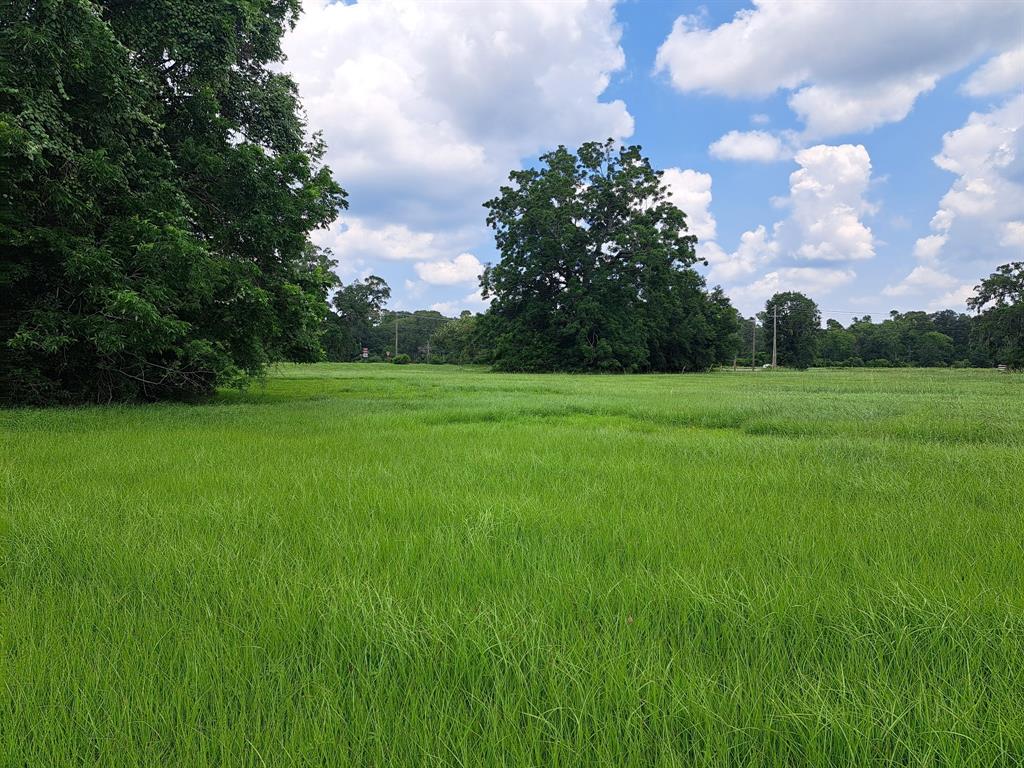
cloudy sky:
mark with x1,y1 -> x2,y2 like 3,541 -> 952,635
283,0 -> 1024,318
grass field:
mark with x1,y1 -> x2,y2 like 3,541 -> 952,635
3,364 -> 1023,766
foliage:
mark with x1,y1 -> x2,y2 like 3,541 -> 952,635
821,306 -> 1005,369
323,275 -> 391,361
320,283 -> 490,364
929,310 -> 972,358
819,320 -> 857,364
428,311 -> 490,365
968,262 -> 1023,368
914,331 -> 954,367
760,292 -> 820,369
371,310 -> 451,362
391,353 -> 411,365
481,140 -> 738,372
1,0 -> 345,404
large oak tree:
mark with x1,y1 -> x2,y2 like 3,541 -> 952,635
480,140 -> 737,372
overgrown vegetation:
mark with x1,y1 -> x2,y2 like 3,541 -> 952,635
4,364 -> 1022,765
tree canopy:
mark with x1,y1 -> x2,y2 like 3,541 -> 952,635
968,262 -> 1023,368
1,0 -> 345,404
429,311 -> 490,365
480,140 -> 738,372
322,276 -> 391,361
319,276 -> 465,364
760,292 -> 821,369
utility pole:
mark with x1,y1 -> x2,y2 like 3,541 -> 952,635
751,316 -> 757,372
772,305 -> 778,368
394,315 -> 399,357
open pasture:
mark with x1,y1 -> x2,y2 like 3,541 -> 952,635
2,365 -> 1023,766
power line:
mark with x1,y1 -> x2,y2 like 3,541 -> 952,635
819,309 -> 901,315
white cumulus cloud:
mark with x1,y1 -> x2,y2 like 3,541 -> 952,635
729,267 -> 856,311
314,218 -> 470,263
777,144 -> 876,262
963,47 -> 1024,97
660,168 -> 717,241
912,234 -> 948,264
708,130 -> 788,162
888,95 -> 1022,304
882,265 -> 959,297
676,145 -> 876,310
430,289 -> 491,316
913,94 -> 1024,267
787,77 -> 937,138
1001,221 -> 1024,247
927,283 -> 977,312
414,253 -> 484,285
659,168 -> 780,284
284,0 -> 633,289
704,225 -> 779,284
655,1 -> 1023,136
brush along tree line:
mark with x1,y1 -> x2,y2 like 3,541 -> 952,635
2,3 -> 1021,403
351,283 -> 1018,370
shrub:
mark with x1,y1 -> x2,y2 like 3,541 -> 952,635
867,358 -> 893,368
392,354 -> 412,365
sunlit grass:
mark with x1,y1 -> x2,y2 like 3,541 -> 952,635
3,364 -> 1023,766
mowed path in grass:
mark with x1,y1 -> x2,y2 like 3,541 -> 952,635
3,365 -> 1023,766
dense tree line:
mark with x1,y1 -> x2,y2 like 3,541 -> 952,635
320,275 -> 456,363
733,264 -> 1022,369
319,274 -> 482,364
819,312 -> 969,368
322,276 -> 390,361
372,310 -> 450,361
2,0 -> 344,404
320,227 -> 1018,375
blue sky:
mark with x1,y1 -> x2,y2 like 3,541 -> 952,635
283,0 -> 1023,319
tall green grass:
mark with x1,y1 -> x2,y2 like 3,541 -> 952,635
3,365 -> 1022,766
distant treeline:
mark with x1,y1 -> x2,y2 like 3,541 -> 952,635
737,307 -> 1012,369
321,264 -> 1023,370
323,301 -> 487,365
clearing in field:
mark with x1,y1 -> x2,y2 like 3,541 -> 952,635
3,365 -> 1023,766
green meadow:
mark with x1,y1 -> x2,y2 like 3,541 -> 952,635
3,364 -> 1023,767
